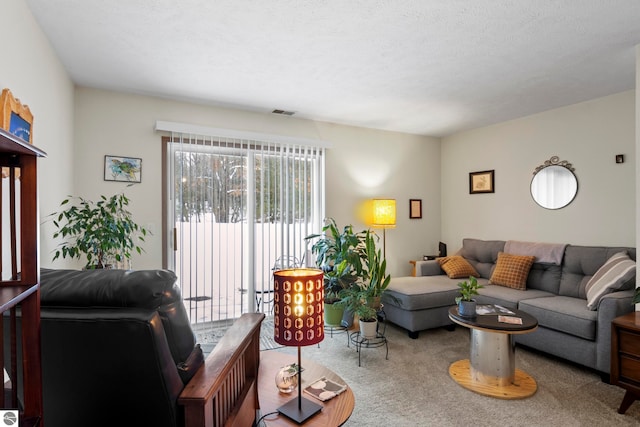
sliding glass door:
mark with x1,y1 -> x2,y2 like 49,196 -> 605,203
164,134 -> 324,325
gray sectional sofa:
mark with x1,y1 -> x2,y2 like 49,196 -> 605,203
381,238 -> 636,375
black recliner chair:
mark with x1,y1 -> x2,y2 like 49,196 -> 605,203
10,268 -> 204,427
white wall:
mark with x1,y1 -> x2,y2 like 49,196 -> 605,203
71,87 -> 440,276
2,0 -> 74,268
441,90 -> 636,251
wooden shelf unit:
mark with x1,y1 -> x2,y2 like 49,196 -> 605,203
0,127 -> 45,426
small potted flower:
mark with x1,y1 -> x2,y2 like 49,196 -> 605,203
455,276 -> 483,317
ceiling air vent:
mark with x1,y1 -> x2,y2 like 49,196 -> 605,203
272,109 -> 295,116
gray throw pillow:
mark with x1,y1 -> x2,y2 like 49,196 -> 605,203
585,252 -> 636,310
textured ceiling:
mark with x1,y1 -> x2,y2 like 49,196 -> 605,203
26,0 -> 640,137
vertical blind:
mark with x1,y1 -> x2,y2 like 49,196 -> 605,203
164,129 -> 325,324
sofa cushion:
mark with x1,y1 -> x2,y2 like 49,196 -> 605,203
475,285 -> 555,310
518,296 -> 597,341
489,252 -> 535,290
40,268 -> 181,308
559,245 -> 636,298
459,238 -> 505,279
437,256 -> 479,279
526,262 -> 562,294
384,276 -> 486,311
585,252 -> 636,310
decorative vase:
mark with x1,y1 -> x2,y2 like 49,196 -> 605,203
359,318 -> 378,339
324,302 -> 345,326
275,364 -> 299,393
458,300 -> 477,317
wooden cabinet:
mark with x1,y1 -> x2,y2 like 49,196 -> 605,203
611,312 -> 640,414
0,127 -> 45,426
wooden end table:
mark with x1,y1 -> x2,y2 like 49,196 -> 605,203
448,305 -> 538,399
258,351 -> 355,426
611,311 -> 640,414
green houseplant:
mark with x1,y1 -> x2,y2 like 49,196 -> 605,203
361,229 -> 392,308
305,218 -> 367,326
337,229 -> 395,338
338,285 -> 379,338
455,276 -> 483,317
50,192 -> 149,269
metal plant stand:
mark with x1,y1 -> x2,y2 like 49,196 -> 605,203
348,310 -> 389,367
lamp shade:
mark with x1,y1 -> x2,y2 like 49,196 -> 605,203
273,268 -> 325,347
372,199 -> 396,227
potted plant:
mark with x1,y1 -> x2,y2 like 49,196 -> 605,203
354,299 -> 379,339
50,192 -> 149,269
338,285 -> 379,339
305,218 -> 366,326
337,229 -> 396,337
455,276 -> 483,317
361,229 -> 392,309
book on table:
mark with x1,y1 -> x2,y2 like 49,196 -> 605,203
303,377 -> 347,402
498,315 -> 523,325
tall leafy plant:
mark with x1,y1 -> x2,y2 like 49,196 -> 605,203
51,192 -> 148,269
305,218 -> 366,302
339,229 -> 395,313
362,229 -> 391,299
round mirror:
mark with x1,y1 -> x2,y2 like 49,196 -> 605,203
530,159 -> 578,210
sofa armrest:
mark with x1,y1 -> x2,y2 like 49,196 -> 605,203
413,260 -> 444,277
595,289 -> 634,373
179,312 -> 265,427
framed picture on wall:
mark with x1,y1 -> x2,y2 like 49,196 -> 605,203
409,199 -> 422,219
0,88 -> 34,143
104,155 -> 142,183
469,170 -> 494,194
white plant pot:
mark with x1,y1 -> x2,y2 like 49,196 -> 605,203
359,319 -> 378,339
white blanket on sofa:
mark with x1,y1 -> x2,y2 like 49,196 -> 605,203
504,240 -> 567,265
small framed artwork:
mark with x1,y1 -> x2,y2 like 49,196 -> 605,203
0,88 -> 34,143
469,170 -> 495,194
104,155 -> 142,183
409,199 -> 422,219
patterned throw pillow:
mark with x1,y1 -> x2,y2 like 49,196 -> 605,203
437,256 -> 479,279
489,252 -> 535,290
585,252 -> 636,310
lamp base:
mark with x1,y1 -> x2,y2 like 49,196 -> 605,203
277,396 -> 322,424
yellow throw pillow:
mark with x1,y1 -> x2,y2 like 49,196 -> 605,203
437,256 -> 479,279
489,252 -> 535,290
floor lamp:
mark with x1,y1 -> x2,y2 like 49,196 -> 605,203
273,268 -> 325,423
372,199 -> 396,259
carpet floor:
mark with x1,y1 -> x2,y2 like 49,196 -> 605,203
197,318 -> 640,426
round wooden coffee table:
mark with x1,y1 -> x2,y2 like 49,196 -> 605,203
448,305 -> 538,399
258,350 -> 355,426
